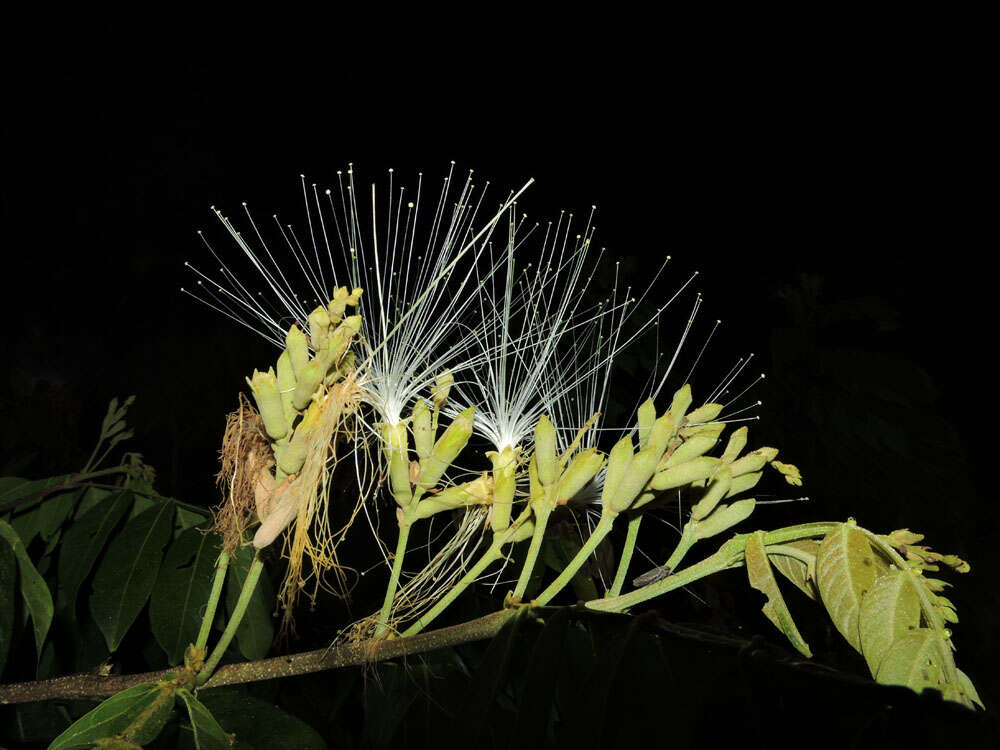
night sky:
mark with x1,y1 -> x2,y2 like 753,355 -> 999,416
3,30 -> 993,710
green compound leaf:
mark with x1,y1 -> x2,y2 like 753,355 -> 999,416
0,519 -> 54,659
858,567 -> 921,677
179,690 -> 234,749
49,681 -> 175,749
875,628 -> 941,693
226,544 -> 274,660
151,527 -> 222,665
745,532 -> 812,658
770,539 -> 819,600
816,523 -> 879,652
0,537 -> 16,676
56,490 -> 132,611
89,501 -> 174,652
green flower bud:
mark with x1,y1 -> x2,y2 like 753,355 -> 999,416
275,400 -> 322,475
414,475 -> 493,520
684,402 -> 724,425
693,498 -> 756,539
510,518 -> 536,544
669,384 -> 693,422
553,448 -> 604,505
285,324 -> 309,380
637,398 -> 656,449
729,447 -> 778,477
649,456 -> 720,491
489,446 -> 518,532
721,427 -> 748,464
528,455 -> 543,504
661,433 -> 720,469
534,414 -> 558,487
292,357 -> 326,411
418,406 -> 474,490
382,421 -> 412,508
308,305 -> 332,350
726,471 -> 762,497
327,286 -> 351,323
645,413 -> 675,456
276,351 -> 297,425
678,422 -> 726,440
606,446 -> 659,514
601,436 -> 634,510
690,469 -> 732,521
431,369 -> 454,408
412,399 -> 433,460
246,368 -> 289,440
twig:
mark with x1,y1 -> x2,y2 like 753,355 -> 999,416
0,610 -> 515,705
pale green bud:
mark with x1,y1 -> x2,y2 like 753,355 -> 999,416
637,398 -> 656,449
246,368 -> 288,440
721,427 -> 748,464
601,436 -> 634,510
418,406 -> 474,490
606,446 -> 659,514
726,471 -> 762,497
649,457 -> 720,491
382,421 -> 412,508
693,498 -> 756,539
690,469 -> 732,521
729,447 -> 778,477
489,446 -> 518,532
669,384 -> 693,422
645,413 -> 675,456
684,402 -> 724,425
276,351 -> 296,426
662,433 -> 720,469
285,324 -> 309,380
553,448 -> 604,505
348,287 -> 363,305
534,414 -> 558,487
414,475 -> 493,520
431,369 -> 454,408
292,357 -> 326,411
308,305 -> 332,350
528,455 -> 543,504
411,399 -> 433,460
510,518 -> 536,544
276,400 -> 322,475
679,422 -> 726,440
327,286 -> 351,323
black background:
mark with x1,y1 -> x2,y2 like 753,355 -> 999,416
2,19 -> 994,745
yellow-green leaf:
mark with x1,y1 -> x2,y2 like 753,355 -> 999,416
49,681 -> 174,749
816,524 -> 879,653
745,532 -> 812,657
770,540 -> 819,601
858,567 -> 921,677
875,629 -> 941,693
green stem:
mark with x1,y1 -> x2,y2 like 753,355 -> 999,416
590,522 -> 842,613
588,545 -> 742,612
401,540 -> 506,637
607,514 -> 643,598
375,520 -> 412,637
535,513 -> 615,606
197,552 -> 265,684
664,524 -> 697,572
195,551 -> 230,652
512,502 -> 552,600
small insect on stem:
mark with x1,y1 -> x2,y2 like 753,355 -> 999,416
632,564 -> 673,588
